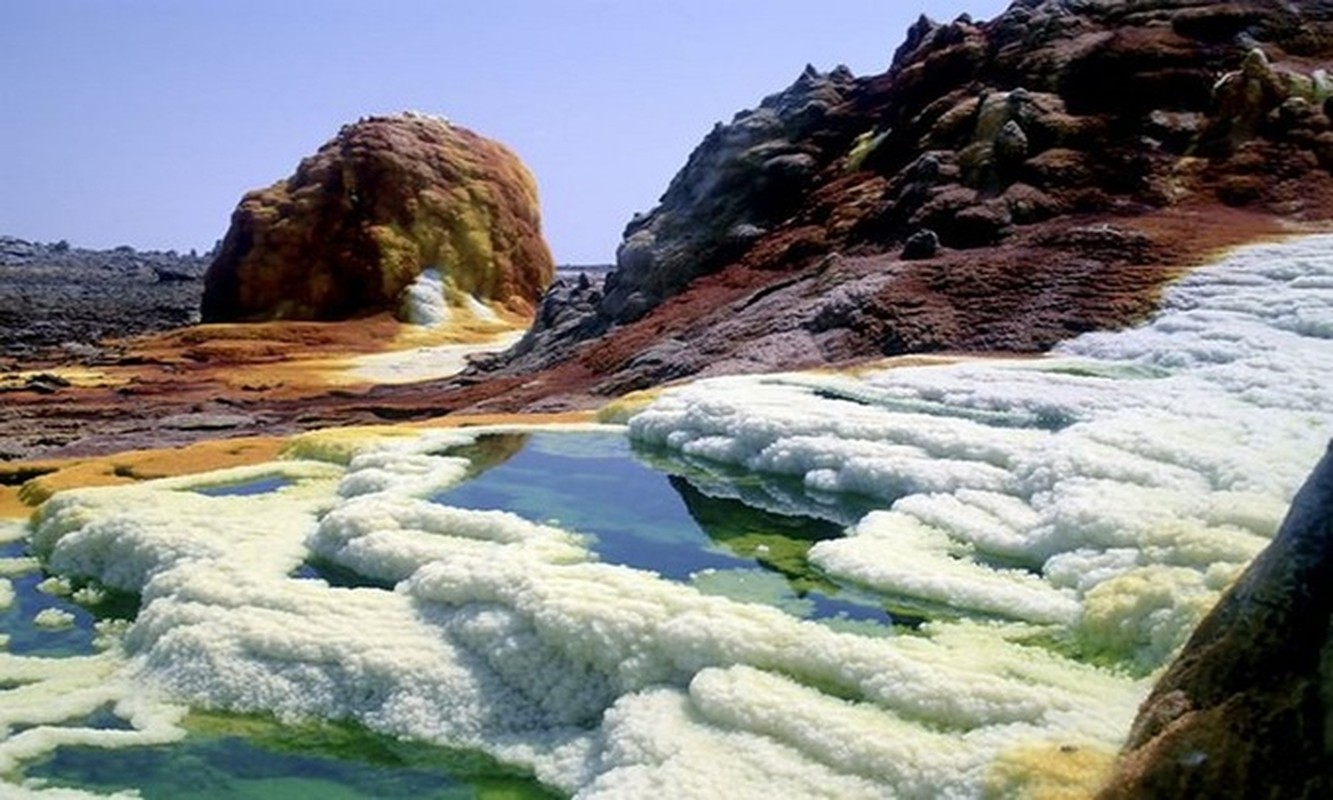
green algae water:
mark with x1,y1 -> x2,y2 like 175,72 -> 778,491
1,541 -> 558,799
26,715 -> 559,800
4,430 -> 936,797
432,432 -> 895,627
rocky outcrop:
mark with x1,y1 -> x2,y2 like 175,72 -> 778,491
602,65 -> 859,323
488,271 -> 610,374
1099,441 -> 1333,798
486,0 -> 1333,395
201,113 -> 554,323
835,0 -> 1333,246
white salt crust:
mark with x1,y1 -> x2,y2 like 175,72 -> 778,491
6,236 -> 1332,797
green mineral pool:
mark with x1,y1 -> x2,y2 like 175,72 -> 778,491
430,432 -> 897,627
27,714 -> 559,800
7,430 -> 912,798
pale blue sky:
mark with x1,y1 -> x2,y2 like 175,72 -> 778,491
0,1 -> 1011,264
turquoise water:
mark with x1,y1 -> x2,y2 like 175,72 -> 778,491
0,570 -> 100,656
10,430 -> 905,797
0,540 -> 109,657
26,721 -> 559,800
193,475 -> 293,497
432,432 -> 894,627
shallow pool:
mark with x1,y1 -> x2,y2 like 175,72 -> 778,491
5,429 -> 1042,797
432,432 -> 898,628
1,516 -> 558,799
26,714 -> 559,799
192,475 -> 294,497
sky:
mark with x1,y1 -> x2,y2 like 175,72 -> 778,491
0,1 -> 1012,265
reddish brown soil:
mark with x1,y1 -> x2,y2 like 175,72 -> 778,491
0,201 -> 1308,473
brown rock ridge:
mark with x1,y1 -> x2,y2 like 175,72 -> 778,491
482,0 -> 1333,398
201,112 -> 554,322
1099,440 -> 1333,798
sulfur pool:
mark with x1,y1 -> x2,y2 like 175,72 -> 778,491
0,539 -> 558,799
3,429 -> 911,799
430,431 -> 898,628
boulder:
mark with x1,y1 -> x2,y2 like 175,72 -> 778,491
1099,441 -> 1333,798
201,112 -> 553,323
901,229 -> 940,260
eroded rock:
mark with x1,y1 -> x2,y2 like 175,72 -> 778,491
599,65 -> 858,323
202,113 -> 554,323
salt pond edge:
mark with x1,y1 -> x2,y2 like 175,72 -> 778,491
4,233 -> 1332,798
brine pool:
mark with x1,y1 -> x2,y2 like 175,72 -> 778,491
1,474 -> 562,800
1,430 -> 944,799
428,433 -> 903,627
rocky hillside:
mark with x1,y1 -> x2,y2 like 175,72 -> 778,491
479,0 -> 1333,400
9,0 -> 1333,452
201,112 -> 554,323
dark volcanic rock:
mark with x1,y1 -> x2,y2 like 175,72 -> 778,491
1099,440 -> 1333,798
202,112 -> 554,323
479,0 -> 1333,394
0,236 -> 208,362
481,270 -> 611,374
900,229 -> 941,260
600,64 -> 859,323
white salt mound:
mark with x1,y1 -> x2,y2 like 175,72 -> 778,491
400,267 -> 451,327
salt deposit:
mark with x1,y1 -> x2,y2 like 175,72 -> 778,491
333,266 -> 526,385
631,234 -> 1333,672
0,649 -> 186,781
30,608 -> 75,630
398,266 -> 502,327
399,267 -> 451,327
5,235 -> 1332,797
341,330 -> 526,385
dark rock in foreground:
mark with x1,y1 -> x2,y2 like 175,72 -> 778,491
1100,440 -> 1333,798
